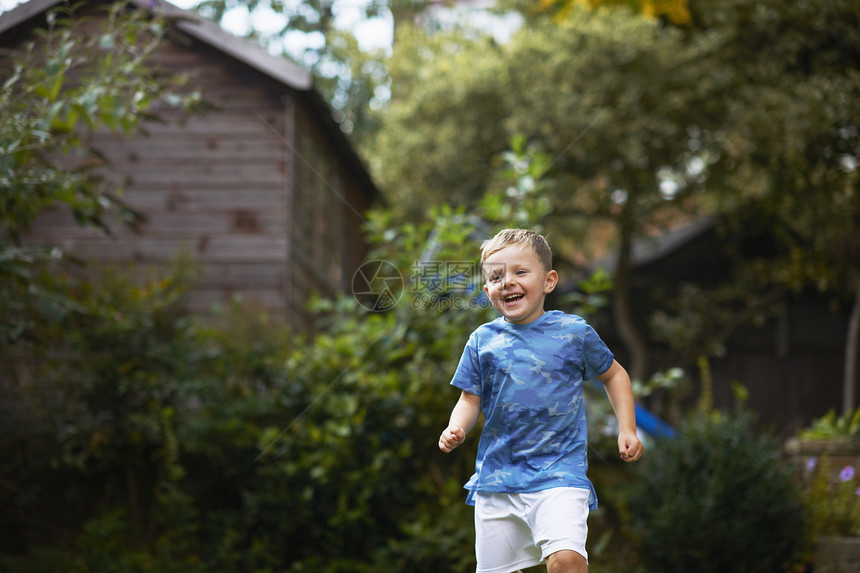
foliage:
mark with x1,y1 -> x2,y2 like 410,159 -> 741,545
0,267 -> 213,571
796,410 -> 860,542
523,0 -> 691,26
677,0 -> 860,324
0,2 -> 197,238
801,408 -> 860,442
188,0 -> 385,61
632,367 -> 685,400
369,8 -> 715,233
6,0 -> 854,569
661,0 -> 860,381
627,412 -> 805,573
479,134 -> 554,232
367,4 -> 725,382
0,244 -> 69,345
648,269 -> 787,364
0,2 -> 199,346
184,0 -> 391,143
367,24 -> 510,216
299,28 -> 389,143
557,267 -> 614,318
0,217 -> 481,572
367,0 -> 860,386
803,455 -> 860,538
0,126 -> 629,570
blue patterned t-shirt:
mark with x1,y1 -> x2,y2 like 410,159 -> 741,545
450,310 -> 614,509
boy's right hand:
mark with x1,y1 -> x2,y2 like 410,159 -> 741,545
439,425 -> 466,453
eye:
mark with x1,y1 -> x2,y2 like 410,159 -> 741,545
489,274 -> 502,283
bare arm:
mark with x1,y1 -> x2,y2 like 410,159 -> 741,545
597,360 -> 644,462
438,390 -> 481,453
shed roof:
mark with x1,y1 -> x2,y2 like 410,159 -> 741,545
0,0 -> 311,88
598,217 -> 717,272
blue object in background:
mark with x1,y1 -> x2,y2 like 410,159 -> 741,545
634,402 -> 675,438
589,379 -> 675,439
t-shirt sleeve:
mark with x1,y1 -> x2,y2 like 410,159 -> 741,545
582,324 -> 614,380
450,332 -> 482,396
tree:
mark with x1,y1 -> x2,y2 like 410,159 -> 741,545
0,2 -> 199,346
185,0 -> 394,140
668,0 -> 860,410
368,0 -> 860,393
313,27 -> 389,142
366,8 -> 723,381
511,0 -> 691,26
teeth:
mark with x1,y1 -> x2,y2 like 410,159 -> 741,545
504,294 -> 523,302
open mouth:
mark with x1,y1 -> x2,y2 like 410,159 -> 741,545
503,294 -> 524,305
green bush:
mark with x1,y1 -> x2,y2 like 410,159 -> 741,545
1,216 -> 488,572
626,413 -> 805,573
0,132 -> 618,570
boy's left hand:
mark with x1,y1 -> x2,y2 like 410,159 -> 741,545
618,431 -> 644,462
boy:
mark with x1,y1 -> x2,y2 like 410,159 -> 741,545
438,229 -> 643,573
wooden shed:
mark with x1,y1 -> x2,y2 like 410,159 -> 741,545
583,216 -> 853,436
0,0 -> 381,327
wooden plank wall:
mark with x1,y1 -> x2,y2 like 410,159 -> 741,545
18,7 -> 376,328
289,102 -> 374,325
24,27 -> 295,316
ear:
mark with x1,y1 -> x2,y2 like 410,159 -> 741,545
544,270 -> 558,294
483,283 -> 490,297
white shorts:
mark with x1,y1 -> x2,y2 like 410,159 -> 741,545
474,487 -> 590,573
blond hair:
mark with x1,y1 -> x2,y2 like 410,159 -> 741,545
480,228 -> 553,272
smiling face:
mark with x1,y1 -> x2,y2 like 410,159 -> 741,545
482,244 -> 558,325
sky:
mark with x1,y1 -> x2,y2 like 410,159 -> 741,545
0,0 -> 520,57
0,0 -> 395,56
179,0 -> 396,56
